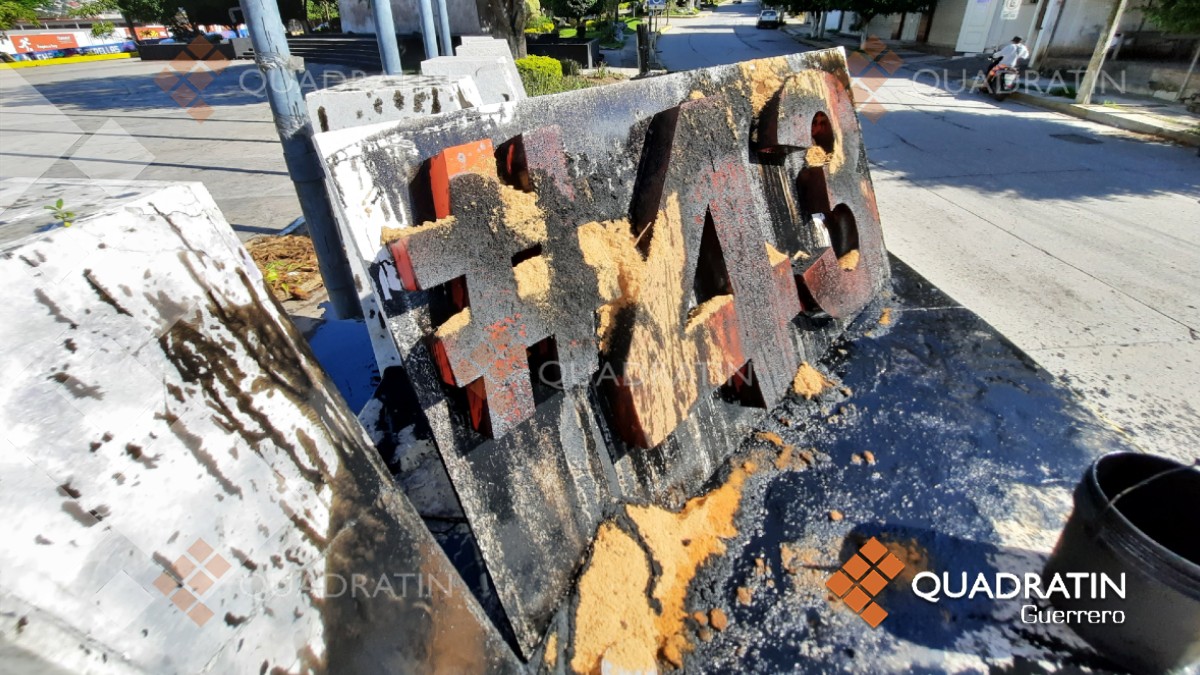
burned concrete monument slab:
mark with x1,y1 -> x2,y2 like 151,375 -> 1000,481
315,51 -> 890,655
0,178 -> 519,673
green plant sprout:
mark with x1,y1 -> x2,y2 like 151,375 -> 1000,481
44,199 -> 76,228
264,260 -> 302,297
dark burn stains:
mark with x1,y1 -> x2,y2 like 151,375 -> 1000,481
34,288 -> 78,329
317,106 -> 330,133
83,269 -> 133,317
125,443 -> 159,468
151,257 -> 353,537
154,408 -> 241,498
47,371 -> 104,400
431,89 -> 441,114
61,501 -> 98,527
373,97 -> 384,115
393,91 -> 405,110
58,482 -> 82,499
413,91 -> 428,113
231,548 -> 258,570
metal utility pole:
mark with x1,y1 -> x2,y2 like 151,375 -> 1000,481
1179,41 -> 1199,102
418,0 -> 439,59
371,0 -> 403,74
242,0 -> 362,319
1076,0 -> 1129,104
434,0 -> 454,55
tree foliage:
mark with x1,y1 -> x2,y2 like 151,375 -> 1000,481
0,0 -> 43,31
70,0 -> 306,40
841,0 -> 933,28
1143,0 -> 1200,34
547,0 -> 597,25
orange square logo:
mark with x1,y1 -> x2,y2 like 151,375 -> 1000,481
151,538 -> 228,627
825,537 -> 906,628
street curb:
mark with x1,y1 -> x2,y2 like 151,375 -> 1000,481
0,52 -> 134,69
781,30 -> 849,53
1010,91 -> 1200,148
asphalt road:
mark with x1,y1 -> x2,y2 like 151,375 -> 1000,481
656,1 -> 801,70
659,14 -> 1200,462
0,59 -> 330,238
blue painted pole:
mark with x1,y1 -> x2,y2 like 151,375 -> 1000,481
434,0 -> 454,56
372,0 -> 403,74
418,0 -> 439,59
242,0 -> 362,319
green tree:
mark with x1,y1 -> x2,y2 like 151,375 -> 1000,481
71,0 -> 171,43
831,0 -> 934,45
91,18 -> 116,37
73,0 -> 306,41
1143,0 -> 1200,32
1144,0 -> 1200,100
548,0 -> 597,31
307,0 -> 337,25
784,0 -> 837,37
0,0 -> 43,31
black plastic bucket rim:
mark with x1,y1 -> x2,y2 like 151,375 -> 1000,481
1082,452 -> 1200,600
1046,451 -> 1200,673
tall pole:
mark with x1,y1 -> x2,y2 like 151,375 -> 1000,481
242,0 -> 362,319
1075,0 -> 1128,104
372,0 -> 403,74
418,0 -> 438,59
1178,40 -> 1199,102
434,0 -> 454,55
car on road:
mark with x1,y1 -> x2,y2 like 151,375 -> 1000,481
756,9 -> 780,27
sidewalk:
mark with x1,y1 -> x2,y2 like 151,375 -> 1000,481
1010,89 -> 1200,148
781,26 -> 1200,148
781,27 -> 947,65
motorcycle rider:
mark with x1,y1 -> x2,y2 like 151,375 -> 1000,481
986,36 -> 1029,93
992,36 -> 1030,70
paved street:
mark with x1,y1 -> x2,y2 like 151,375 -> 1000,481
0,59 -> 316,237
660,12 -> 1200,461
656,1 -> 801,68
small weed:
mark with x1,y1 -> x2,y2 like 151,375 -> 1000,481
43,198 -> 76,228
264,260 -> 301,297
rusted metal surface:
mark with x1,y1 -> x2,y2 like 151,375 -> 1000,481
316,50 -> 890,655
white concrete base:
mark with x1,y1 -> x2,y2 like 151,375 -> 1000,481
306,74 -> 484,133
421,44 -> 526,105
0,178 -> 516,673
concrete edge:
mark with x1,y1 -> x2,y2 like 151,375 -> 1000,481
0,52 -> 134,69
1010,91 -> 1200,148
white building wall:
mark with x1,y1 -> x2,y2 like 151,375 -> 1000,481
927,0 -> 969,48
1043,0 -> 1111,55
984,0 -> 1040,51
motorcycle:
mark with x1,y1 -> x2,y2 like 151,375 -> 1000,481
982,54 -> 1021,101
